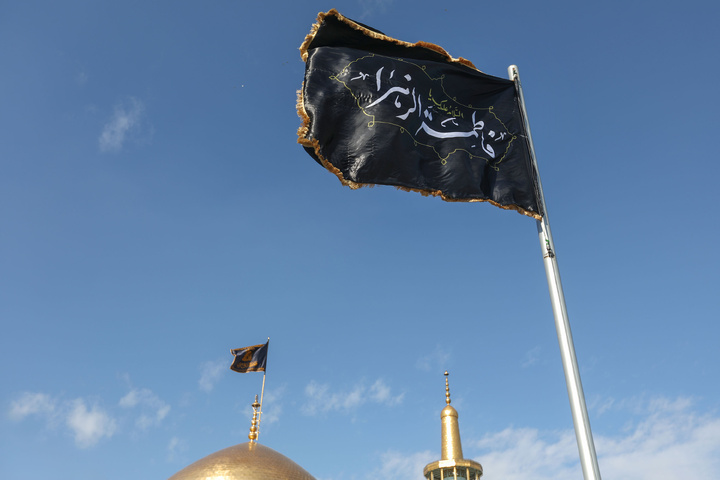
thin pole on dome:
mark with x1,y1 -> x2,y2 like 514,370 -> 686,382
256,337 -> 269,441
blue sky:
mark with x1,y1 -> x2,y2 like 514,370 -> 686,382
1,1 -> 719,479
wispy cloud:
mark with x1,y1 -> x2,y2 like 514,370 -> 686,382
302,378 -> 404,416
521,346 -> 542,367
98,97 -> 147,153
8,392 -> 57,420
475,427 -> 580,480
66,399 -> 117,449
167,436 -> 187,462
368,379 -> 404,405
589,395 -> 616,416
358,0 -> 395,19
473,396 -> 720,480
359,396 -> 720,480
119,387 -> 170,430
8,385 -> 170,448
198,359 -> 226,392
9,392 -> 117,448
415,345 -> 451,372
372,449 -> 435,480
595,397 -> 720,479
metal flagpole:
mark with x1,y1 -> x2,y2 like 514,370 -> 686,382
256,372 -> 266,441
508,65 -> 602,480
256,337 -> 269,441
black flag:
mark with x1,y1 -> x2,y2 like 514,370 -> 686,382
298,10 -> 541,219
230,341 -> 268,373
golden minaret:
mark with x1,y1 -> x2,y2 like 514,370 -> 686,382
423,372 -> 483,480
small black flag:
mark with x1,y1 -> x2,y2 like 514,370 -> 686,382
230,341 -> 268,373
298,10 -> 541,219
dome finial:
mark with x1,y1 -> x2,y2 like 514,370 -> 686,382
444,371 -> 451,405
423,373 -> 483,480
248,395 -> 261,442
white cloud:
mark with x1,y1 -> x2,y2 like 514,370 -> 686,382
9,386 -> 171,448
361,396 -> 720,480
521,346 -> 542,367
589,395 -> 616,416
474,427 -> 580,480
358,0 -> 394,19
8,392 -> 56,420
369,379 -> 404,406
9,392 -> 117,448
98,97 -> 147,153
66,399 -> 117,448
415,345 -> 451,372
119,387 -> 170,430
198,359 -> 226,392
373,449 -> 435,480
595,397 -> 720,479
472,396 -> 720,480
167,436 -> 187,462
302,379 -> 404,415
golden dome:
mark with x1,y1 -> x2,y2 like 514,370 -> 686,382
168,442 -> 317,480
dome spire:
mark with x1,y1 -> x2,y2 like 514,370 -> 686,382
248,395 -> 261,442
423,372 -> 483,480
440,371 -> 462,460
445,370 -> 451,405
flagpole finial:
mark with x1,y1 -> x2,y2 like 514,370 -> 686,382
248,395 -> 261,443
444,371 -> 451,405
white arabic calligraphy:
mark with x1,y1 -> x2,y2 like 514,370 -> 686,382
366,87 -> 411,109
343,56 -> 510,162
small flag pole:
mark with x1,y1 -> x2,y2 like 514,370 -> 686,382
509,65 -> 602,480
256,337 -> 269,441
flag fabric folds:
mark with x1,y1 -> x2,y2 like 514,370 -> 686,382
230,341 -> 268,373
297,9 -> 541,219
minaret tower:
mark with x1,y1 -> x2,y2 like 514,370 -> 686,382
423,372 -> 483,480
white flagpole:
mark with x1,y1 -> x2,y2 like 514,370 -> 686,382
508,65 -> 602,480
256,337 -> 269,441
256,371 -> 266,441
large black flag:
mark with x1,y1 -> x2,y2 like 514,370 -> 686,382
298,10 -> 541,219
230,341 -> 268,373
